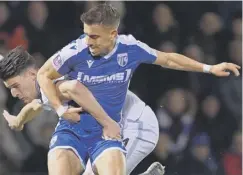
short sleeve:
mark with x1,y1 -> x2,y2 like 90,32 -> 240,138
134,40 -> 157,64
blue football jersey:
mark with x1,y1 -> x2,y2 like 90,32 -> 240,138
51,34 -> 157,131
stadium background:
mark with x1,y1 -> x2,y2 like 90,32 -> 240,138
0,1 -> 241,175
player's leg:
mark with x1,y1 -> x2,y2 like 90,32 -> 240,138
48,148 -> 82,175
48,128 -> 88,175
87,130 -> 126,175
94,148 -> 126,175
124,105 -> 160,174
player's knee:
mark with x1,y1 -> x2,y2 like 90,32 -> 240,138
58,80 -> 75,93
48,149 -> 83,174
108,154 -> 126,175
48,149 -> 70,174
59,80 -> 83,95
48,149 -> 70,164
95,149 -> 126,175
67,80 -> 79,90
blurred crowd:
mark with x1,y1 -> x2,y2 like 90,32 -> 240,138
0,1 -> 242,175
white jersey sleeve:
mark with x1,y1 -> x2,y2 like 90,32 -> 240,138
122,90 -> 146,121
119,34 -> 158,64
38,89 -> 53,111
50,37 -> 87,75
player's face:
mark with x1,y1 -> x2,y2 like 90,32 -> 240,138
4,70 -> 38,104
83,23 -> 118,56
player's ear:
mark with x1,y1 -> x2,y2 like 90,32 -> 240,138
110,29 -> 118,40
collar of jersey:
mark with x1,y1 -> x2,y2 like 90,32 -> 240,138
103,37 -> 119,59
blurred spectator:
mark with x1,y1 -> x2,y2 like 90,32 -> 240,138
228,40 -> 242,66
0,3 -> 9,28
231,11 -> 242,41
220,40 -> 242,121
154,132 -> 177,175
222,130 -> 242,175
0,3 -> 13,49
218,2 -> 242,28
178,133 -> 218,175
158,41 -> 177,53
0,2 -> 29,51
28,2 -> 48,30
23,1 -> 53,57
6,25 -> 29,50
183,44 -> 204,63
149,3 -> 180,48
189,12 -> 223,63
156,89 -> 197,159
193,95 -> 238,160
109,1 -> 126,32
183,44 -> 219,99
199,12 -> 223,37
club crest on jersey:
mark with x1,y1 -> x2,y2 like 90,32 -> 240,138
117,53 -> 128,67
53,54 -> 63,69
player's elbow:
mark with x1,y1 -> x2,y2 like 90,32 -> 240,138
37,60 -> 58,83
155,51 -> 170,67
37,66 -> 53,85
59,80 -> 81,95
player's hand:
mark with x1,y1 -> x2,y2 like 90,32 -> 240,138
210,62 -> 241,77
102,120 -> 121,141
62,106 -> 83,123
3,110 -> 24,131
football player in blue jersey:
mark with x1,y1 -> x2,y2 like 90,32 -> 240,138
0,48 -> 163,175
36,4 -> 240,175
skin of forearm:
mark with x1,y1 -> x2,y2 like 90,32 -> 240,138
16,101 -> 42,126
37,72 -> 63,110
157,52 -> 205,72
58,80 -> 115,127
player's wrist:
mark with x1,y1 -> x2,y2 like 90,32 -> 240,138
203,64 -> 212,74
56,105 -> 68,117
102,117 -> 116,127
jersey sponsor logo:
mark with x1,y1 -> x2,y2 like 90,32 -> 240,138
117,53 -> 128,67
77,69 -> 132,84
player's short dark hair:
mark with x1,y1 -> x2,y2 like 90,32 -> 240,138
0,46 -> 37,80
80,3 -> 120,28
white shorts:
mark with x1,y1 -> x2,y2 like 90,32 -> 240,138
83,105 -> 159,175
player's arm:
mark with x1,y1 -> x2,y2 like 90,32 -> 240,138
3,99 -> 43,131
37,43 -> 82,118
153,51 -> 241,76
37,58 -> 63,111
37,62 -> 82,121
131,35 -> 240,77
56,80 -> 118,129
